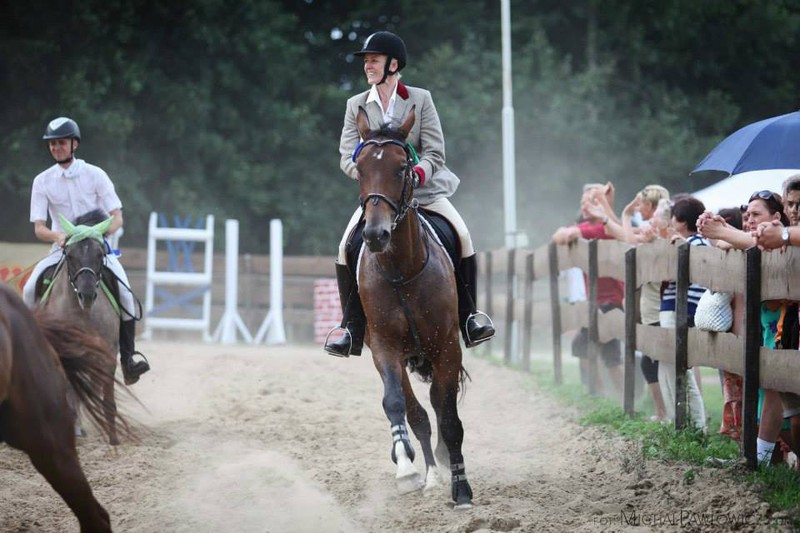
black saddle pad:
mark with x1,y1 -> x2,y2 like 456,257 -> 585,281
344,209 -> 460,273
35,264 -> 58,300
419,208 -> 460,269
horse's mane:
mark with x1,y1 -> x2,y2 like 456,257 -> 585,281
370,123 -> 407,143
74,209 -> 110,226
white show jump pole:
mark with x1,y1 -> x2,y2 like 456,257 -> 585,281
253,219 -> 287,345
212,219 -> 253,344
501,0 -> 518,249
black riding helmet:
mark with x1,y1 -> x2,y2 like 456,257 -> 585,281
354,31 -> 407,85
43,117 -> 81,141
43,117 -> 81,164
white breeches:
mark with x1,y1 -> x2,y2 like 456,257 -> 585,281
337,197 -> 475,264
22,247 -> 135,321
658,310 -> 707,430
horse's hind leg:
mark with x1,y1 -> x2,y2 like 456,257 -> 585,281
400,368 -> 439,492
28,436 -> 112,531
375,357 -> 424,494
430,365 -> 473,510
6,405 -> 111,531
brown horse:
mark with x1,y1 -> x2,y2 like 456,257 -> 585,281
0,282 -> 120,532
353,106 -> 473,509
39,212 -> 121,445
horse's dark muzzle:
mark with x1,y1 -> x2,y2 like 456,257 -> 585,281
77,290 -> 98,310
363,226 -> 390,252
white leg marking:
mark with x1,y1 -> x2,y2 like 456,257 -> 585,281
394,441 -> 424,494
423,466 -> 441,493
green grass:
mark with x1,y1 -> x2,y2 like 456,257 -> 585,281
478,347 -> 800,521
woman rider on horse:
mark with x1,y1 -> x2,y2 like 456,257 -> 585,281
325,31 -> 495,357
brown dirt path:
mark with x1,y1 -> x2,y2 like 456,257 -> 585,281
0,341 -> 782,532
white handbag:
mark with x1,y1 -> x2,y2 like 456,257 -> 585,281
694,290 -> 734,332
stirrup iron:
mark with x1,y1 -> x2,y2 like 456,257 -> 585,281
324,326 -> 353,357
465,310 -> 495,346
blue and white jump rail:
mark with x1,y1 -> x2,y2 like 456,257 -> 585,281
143,212 -> 215,341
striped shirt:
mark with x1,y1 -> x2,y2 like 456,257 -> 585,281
660,234 -> 709,317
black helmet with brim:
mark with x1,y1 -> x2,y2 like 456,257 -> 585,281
354,31 -> 407,71
43,117 -> 81,141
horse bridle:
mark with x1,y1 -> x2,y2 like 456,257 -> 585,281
64,243 -> 104,293
356,139 -> 418,229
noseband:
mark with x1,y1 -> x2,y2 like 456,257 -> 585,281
356,139 -> 418,229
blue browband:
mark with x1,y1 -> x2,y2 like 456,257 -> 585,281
352,140 -> 419,164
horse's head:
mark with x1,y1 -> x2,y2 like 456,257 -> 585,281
58,213 -> 112,310
355,106 -> 417,253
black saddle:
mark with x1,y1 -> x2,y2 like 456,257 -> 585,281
344,208 -> 460,273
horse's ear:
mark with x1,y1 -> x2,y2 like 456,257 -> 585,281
356,106 -> 371,140
58,214 -> 75,235
397,105 -> 416,139
93,217 -> 113,237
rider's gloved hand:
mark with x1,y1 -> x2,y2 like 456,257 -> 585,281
412,165 -> 425,188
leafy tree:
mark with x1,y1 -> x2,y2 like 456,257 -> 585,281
2,0 -> 800,255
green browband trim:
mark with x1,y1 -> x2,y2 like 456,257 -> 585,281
406,143 -> 419,164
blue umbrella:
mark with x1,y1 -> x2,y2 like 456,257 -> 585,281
692,110 -> 800,175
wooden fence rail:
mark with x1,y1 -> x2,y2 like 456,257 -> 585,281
479,239 -> 800,468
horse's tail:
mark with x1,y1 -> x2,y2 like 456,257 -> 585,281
458,365 -> 471,401
33,311 -> 133,441
407,360 -> 471,399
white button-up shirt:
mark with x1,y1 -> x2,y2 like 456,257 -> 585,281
365,81 -> 399,125
30,158 -> 122,233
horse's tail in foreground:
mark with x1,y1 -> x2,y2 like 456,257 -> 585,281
34,311 -> 133,442
409,358 -> 471,396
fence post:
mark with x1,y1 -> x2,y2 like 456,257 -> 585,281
624,247 -> 637,417
548,243 -> 563,385
742,247 -> 761,469
588,240 -> 600,396
522,251 -> 534,372
504,247 -> 516,364
674,242 -> 690,430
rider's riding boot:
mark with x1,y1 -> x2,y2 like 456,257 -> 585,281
119,319 -> 150,385
324,263 -> 365,357
457,254 -> 495,348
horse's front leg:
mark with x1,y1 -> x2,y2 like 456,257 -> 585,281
401,366 -> 439,492
430,355 -> 473,510
375,355 -> 425,494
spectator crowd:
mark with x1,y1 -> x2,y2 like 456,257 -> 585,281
551,174 -> 800,469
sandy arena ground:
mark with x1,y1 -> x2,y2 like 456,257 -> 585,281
0,341 -> 787,532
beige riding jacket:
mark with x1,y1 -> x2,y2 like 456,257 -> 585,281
338,82 -> 460,205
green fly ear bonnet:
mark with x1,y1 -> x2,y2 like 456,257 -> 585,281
57,214 -> 113,246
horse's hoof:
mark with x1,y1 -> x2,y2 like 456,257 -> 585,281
423,468 -> 441,493
109,436 -> 120,446
451,478 -> 473,509
396,472 -> 425,495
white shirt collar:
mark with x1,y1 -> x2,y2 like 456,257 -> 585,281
60,158 -> 85,179
366,82 -> 399,124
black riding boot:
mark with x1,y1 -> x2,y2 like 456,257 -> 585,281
324,263 -> 365,357
457,254 -> 495,348
119,319 -> 150,385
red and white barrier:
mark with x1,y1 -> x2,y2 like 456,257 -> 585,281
313,278 -> 342,345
